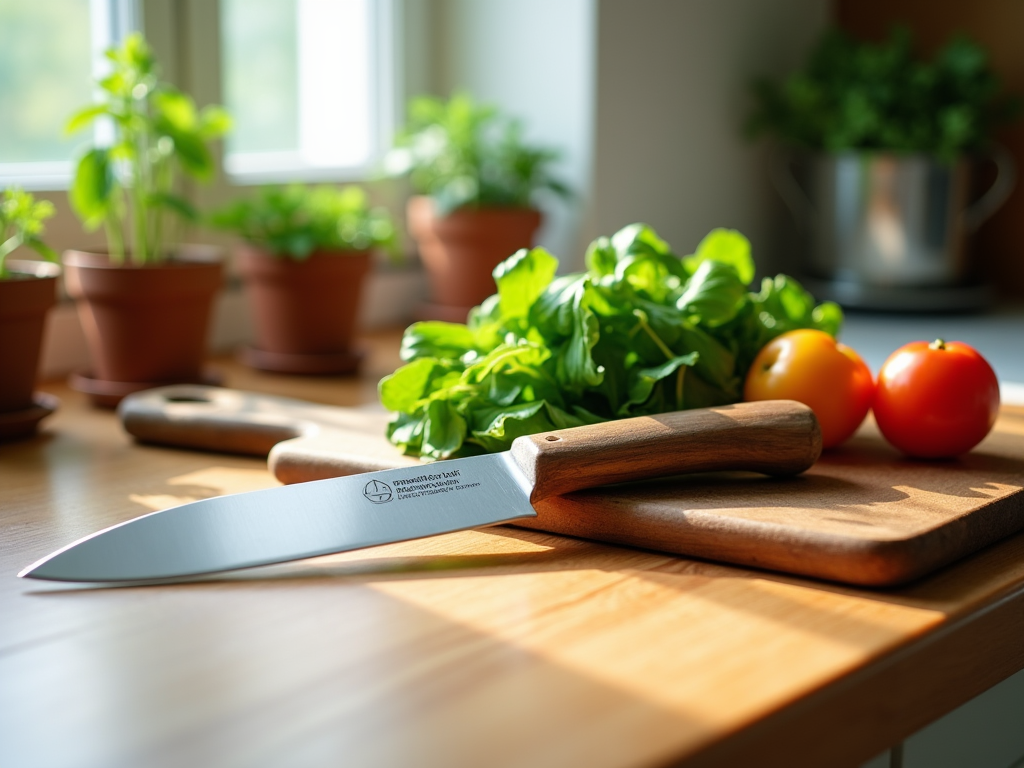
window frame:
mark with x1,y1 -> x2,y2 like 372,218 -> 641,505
0,0 -> 137,191
221,0 -> 399,186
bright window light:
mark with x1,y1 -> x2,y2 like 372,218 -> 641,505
221,0 -> 394,183
0,0 -> 133,190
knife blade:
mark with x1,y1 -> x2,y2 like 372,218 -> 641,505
19,400 -> 821,583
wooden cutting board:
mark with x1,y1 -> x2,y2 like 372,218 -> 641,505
120,385 -> 1024,587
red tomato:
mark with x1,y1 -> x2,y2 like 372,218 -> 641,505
744,329 -> 874,448
873,340 -> 1000,458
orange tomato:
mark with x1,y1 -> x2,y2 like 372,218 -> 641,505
744,329 -> 875,448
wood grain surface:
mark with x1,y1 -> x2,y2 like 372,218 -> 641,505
4,332 -> 1024,768
121,383 -> 1024,587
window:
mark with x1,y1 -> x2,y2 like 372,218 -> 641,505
220,0 -> 396,183
0,0 -> 134,190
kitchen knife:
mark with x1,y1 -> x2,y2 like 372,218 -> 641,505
19,400 -> 821,583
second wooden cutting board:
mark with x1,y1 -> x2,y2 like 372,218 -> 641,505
120,385 -> 1024,587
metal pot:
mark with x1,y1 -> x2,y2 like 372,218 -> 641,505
773,149 -> 1014,310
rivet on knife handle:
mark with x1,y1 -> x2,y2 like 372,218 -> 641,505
510,400 -> 822,502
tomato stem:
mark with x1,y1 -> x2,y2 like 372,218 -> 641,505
930,338 -> 947,351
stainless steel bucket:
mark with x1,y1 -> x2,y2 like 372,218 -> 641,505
773,150 -> 1014,309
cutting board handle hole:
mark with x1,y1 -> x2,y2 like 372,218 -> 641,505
165,395 -> 211,404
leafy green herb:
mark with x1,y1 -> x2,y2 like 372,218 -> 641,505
385,91 -> 570,215
0,189 -> 57,279
66,32 -> 232,265
747,27 -> 1020,160
379,225 -> 841,460
209,184 -> 395,260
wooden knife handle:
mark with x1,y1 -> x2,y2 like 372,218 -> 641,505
509,400 -> 822,502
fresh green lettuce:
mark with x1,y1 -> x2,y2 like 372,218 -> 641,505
379,225 -> 841,460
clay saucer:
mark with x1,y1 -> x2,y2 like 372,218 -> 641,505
69,371 -> 222,408
0,392 -> 59,441
239,346 -> 364,375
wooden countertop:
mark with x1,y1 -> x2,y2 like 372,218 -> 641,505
3,329 -> 1024,768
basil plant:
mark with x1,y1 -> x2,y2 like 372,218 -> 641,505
210,184 -> 395,260
66,33 -> 232,264
385,92 -> 570,215
0,189 -> 57,279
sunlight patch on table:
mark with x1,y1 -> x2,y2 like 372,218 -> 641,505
129,467 -> 279,511
369,558 -> 946,720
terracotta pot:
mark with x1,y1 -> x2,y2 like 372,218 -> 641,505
0,260 -> 60,438
62,248 -> 223,404
406,196 -> 542,321
236,245 -> 371,374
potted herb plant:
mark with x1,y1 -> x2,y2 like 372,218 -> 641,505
0,188 -> 61,439
211,184 -> 394,374
386,92 -> 569,322
63,32 -> 232,405
748,28 -> 1019,310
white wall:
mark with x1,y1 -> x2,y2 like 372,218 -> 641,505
430,0 -> 829,275
589,0 -> 830,276
433,0 -> 597,270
